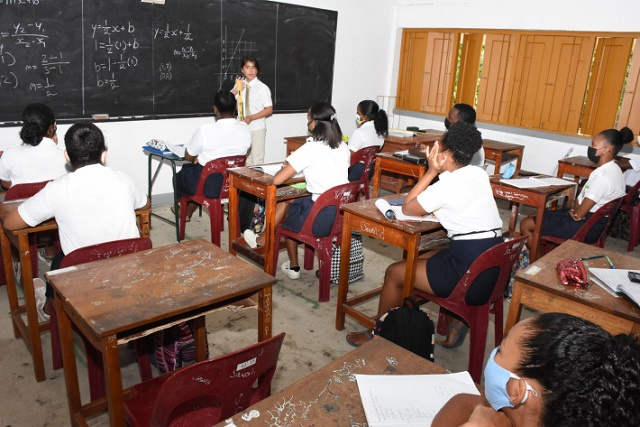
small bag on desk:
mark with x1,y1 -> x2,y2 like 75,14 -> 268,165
330,232 -> 364,284
556,258 -> 588,287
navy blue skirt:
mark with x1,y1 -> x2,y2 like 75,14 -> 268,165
427,237 -> 503,305
176,163 -> 223,199
282,196 -> 337,237
537,208 -> 604,244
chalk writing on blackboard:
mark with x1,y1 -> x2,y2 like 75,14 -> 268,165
217,27 -> 258,89
90,20 -> 140,91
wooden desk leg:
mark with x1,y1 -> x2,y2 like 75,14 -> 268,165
103,335 -> 125,426
258,285 -> 273,341
371,162 -> 381,199
56,295 -> 82,426
138,212 -> 150,240
401,234 -> 420,299
0,229 -> 20,338
20,234 -> 46,382
515,148 -> 524,172
529,202 -> 547,261
263,186 -> 277,276
192,316 -> 208,361
508,202 -> 520,235
228,175 -> 238,255
335,213 -> 353,330
504,281 -> 525,335
494,153 -> 503,175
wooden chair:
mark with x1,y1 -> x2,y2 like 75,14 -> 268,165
414,237 -> 527,383
123,332 -> 286,427
349,146 -> 380,200
49,237 -> 153,401
273,181 -> 361,302
178,155 -> 246,247
539,196 -> 624,255
619,180 -> 640,251
1,181 -> 50,285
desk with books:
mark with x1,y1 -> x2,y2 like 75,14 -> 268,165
557,155 -> 631,184
371,152 -> 427,198
505,239 -> 640,336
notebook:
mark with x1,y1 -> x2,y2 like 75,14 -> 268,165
500,176 -> 575,189
393,150 -> 427,165
588,268 -> 640,307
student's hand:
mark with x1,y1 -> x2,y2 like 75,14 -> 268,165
426,141 -> 446,173
244,115 -> 253,125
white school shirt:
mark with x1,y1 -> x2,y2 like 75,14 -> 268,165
348,121 -> 384,152
416,165 -> 502,239
0,137 -> 67,185
623,157 -> 640,187
286,137 -> 350,201
240,78 -> 272,131
18,164 -> 147,255
470,146 -> 485,167
184,118 -> 251,166
578,160 -> 626,212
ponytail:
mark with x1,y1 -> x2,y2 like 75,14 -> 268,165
600,126 -> 634,155
309,102 -> 343,149
358,100 -> 388,137
19,103 -> 55,147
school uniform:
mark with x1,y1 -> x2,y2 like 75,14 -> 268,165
416,165 -> 503,304
0,137 -> 67,186
540,160 -> 625,242
176,118 -> 251,198
239,77 -> 272,165
348,121 -> 384,181
623,157 -> 640,187
283,137 -> 350,236
18,163 -> 147,255
470,146 -> 485,167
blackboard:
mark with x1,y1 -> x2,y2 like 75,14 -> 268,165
0,0 -> 337,122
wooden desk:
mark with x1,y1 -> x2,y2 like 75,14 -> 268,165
219,337 -> 448,426
0,201 -> 150,383
505,240 -> 640,336
143,147 -> 186,242
336,197 -> 444,330
47,239 -> 276,426
483,139 -> 524,173
227,166 -> 309,275
490,175 -> 575,261
371,152 -> 427,198
557,155 -> 631,185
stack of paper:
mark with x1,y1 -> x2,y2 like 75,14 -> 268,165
500,176 -> 575,189
589,268 -> 640,307
374,199 -> 438,222
356,372 -> 480,426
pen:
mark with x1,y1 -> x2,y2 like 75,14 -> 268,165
604,255 -> 615,269
580,255 -> 605,261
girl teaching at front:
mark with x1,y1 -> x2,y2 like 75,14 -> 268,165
347,100 -> 388,181
519,127 -> 632,247
347,122 -> 503,348
245,102 -> 350,279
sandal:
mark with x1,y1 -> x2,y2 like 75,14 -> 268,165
346,330 -> 374,347
440,321 -> 468,349
170,204 -> 191,222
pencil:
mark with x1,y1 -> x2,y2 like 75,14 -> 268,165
604,255 -> 615,269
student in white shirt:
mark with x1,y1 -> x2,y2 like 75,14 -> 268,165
520,127 -> 632,247
0,103 -> 67,189
231,56 -> 273,166
175,90 -> 251,220
347,122 -> 502,348
348,100 -> 388,182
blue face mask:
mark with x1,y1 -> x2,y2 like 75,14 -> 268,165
484,347 -> 538,411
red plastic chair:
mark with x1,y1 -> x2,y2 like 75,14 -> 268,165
619,180 -> 640,251
539,196 -> 623,255
272,181 -> 361,302
178,155 -> 246,247
413,236 -> 527,383
350,146 -> 380,200
49,237 -> 153,402
0,181 -> 50,286
123,332 -> 286,427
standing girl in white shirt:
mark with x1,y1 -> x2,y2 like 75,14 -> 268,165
348,100 -> 388,182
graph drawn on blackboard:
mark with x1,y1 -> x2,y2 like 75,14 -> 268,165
217,26 -> 259,89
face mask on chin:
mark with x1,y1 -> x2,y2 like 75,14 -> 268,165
356,114 -> 365,126
587,146 -> 601,164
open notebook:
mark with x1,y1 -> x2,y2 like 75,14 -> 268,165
589,268 -> 640,307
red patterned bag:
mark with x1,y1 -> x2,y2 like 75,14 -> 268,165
556,258 -> 588,287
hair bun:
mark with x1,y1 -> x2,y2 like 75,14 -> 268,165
620,127 -> 635,145
20,122 -> 43,145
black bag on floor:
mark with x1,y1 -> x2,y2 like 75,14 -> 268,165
373,297 -> 435,362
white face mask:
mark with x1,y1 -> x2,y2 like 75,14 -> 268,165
355,114 -> 365,126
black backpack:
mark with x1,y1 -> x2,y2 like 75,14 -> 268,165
373,297 -> 435,362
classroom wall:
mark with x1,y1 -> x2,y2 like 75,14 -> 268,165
387,0 -> 640,175
0,0 -> 396,202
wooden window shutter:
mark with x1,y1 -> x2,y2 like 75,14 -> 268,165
397,30 -> 429,111
617,39 -> 640,135
476,33 -> 517,123
455,33 -> 483,106
581,37 -> 634,136
420,31 -> 459,114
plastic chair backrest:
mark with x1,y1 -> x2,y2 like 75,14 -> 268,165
297,181 -> 361,238
5,180 -> 49,201
622,179 -> 640,207
194,155 -> 246,200
59,237 -> 152,268
444,237 -> 527,308
350,145 -> 379,172
149,332 -> 286,426
571,197 -> 623,244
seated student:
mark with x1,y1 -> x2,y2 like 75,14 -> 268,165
520,127 -> 632,248
432,313 -> 640,427
346,122 -> 503,347
444,103 -> 484,167
4,123 -> 150,320
0,103 -> 67,189
244,102 -> 350,280
347,100 -> 388,182
175,90 -> 251,221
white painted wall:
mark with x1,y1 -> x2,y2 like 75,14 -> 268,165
0,0 -> 396,202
